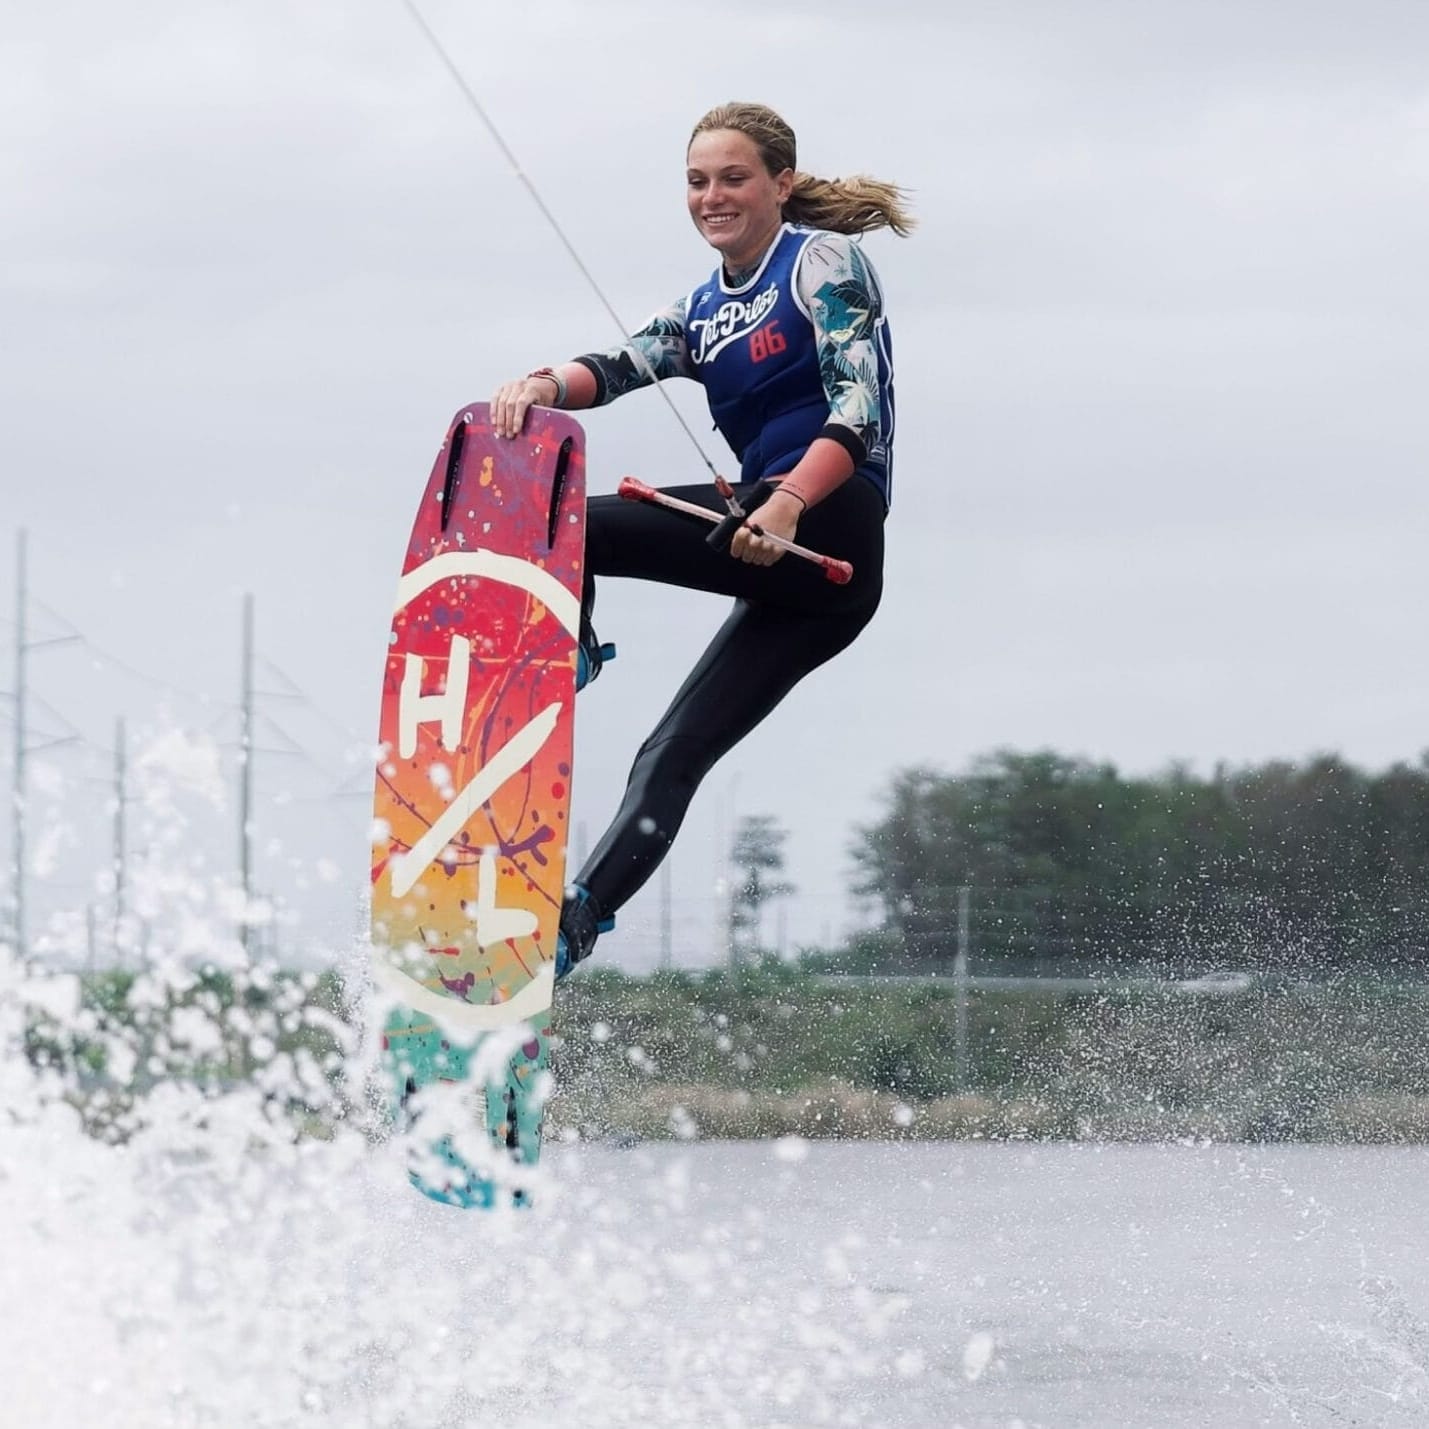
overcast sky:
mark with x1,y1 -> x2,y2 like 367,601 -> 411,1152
4,0 -> 1427,970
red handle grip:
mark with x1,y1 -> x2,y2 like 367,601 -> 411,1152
619,476 -> 657,501
618,476 -> 854,585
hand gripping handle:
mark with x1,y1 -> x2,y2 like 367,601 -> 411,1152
706,480 -> 774,552
618,478 -> 854,585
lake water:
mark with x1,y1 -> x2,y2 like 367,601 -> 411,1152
5,1124 -> 1427,1428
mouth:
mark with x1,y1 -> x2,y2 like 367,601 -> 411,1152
702,213 -> 739,229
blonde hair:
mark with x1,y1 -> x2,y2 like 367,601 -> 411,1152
690,102 -> 915,238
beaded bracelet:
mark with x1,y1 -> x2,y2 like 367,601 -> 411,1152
526,366 -> 567,407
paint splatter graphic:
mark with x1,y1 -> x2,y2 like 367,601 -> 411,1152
370,403 -> 585,1206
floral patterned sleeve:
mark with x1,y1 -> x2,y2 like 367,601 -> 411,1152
797,234 -> 885,464
571,299 -> 694,406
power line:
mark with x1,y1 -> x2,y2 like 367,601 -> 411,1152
396,0 -> 724,484
259,655 -> 367,746
23,580 -> 360,789
71,633 -> 231,711
3,551 -> 376,962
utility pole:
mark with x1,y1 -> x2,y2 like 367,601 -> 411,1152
954,885 -> 971,1093
113,716 -> 127,959
239,593 -> 255,954
225,608 -> 312,963
6,530 -> 81,962
10,530 -> 25,959
711,795 -> 725,967
726,774 -> 741,970
659,856 -> 672,970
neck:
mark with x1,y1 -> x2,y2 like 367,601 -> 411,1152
722,221 -> 783,280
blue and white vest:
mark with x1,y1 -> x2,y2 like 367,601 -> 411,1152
684,225 -> 893,503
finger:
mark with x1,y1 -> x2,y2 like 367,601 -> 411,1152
735,528 -> 765,563
503,390 -> 525,438
495,389 -> 525,439
492,383 -> 524,438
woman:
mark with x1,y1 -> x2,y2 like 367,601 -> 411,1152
490,101 -> 913,977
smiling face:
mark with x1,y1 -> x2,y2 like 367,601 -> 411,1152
686,128 -> 794,272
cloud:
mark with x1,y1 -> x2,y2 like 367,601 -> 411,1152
5,0 -> 1428,964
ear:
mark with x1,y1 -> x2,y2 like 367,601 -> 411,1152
774,167 -> 796,204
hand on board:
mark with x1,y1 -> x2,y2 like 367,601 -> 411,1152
490,374 -> 559,439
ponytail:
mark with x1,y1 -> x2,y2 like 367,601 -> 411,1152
784,171 -> 916,237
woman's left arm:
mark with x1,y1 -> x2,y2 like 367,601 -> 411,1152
782,234 -> 885,509
733,236 -> 883,563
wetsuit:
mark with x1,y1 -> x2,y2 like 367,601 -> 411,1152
569,225 -> 894,922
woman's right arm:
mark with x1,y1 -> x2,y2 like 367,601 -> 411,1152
491,299 -> 691,438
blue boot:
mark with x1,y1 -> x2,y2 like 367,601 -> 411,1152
555,885 -> 615,981
576,612 -> 616,692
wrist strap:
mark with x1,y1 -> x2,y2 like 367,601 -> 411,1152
526,366 -> 567,407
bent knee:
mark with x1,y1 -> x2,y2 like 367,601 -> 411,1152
628,733 -> 720,794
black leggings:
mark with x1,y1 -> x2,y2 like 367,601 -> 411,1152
576,473 -> 886,917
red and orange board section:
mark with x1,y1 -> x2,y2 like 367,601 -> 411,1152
370,402 -> 584,1207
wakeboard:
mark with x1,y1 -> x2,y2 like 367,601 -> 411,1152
370,400 -> 585,1207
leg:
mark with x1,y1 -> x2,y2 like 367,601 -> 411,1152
576,592 -> 879,920
583,475 -> 885,620
555,472 -> 885,972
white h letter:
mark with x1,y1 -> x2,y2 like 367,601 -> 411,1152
399,635 -> 471,758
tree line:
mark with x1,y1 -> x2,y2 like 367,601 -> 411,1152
841,750 -> 1429,972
